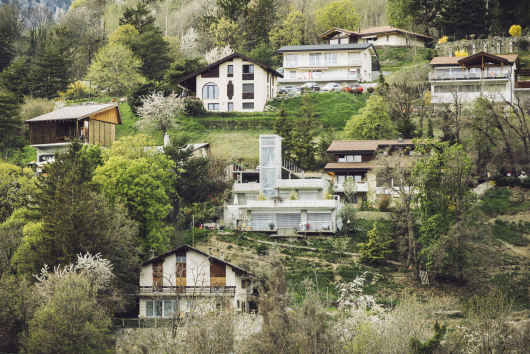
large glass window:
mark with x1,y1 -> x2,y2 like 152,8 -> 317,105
243,65 -> 254,73
243,84 -> 254,93
286,54 -> 298,66
208,103 -> 219,110
310,54 -> 321,66
243,102 -> 254,109
202,83 -> 219,99
325,53 -> 337,65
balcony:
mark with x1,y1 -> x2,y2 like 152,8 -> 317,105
429,72 -> 509,81
275,178 -> 326,189
233,182 -> 261,192
283,59 -> 361,69
243,199 -> 342,210
139,286 -> 236,295
334,181 -> 369,193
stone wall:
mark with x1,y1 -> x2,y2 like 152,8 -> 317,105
435,36 -> 530,57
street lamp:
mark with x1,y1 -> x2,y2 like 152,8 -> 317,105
346,219 -> 351,237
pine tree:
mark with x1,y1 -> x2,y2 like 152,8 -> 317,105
273,102 -> 293,160
0,26 -> 14,73
0,58 -> 30,103
427,118 -> 434,138
438,0 -> 489,37
359,223 -> 393,263
291,92 -> 316,169
124,30 -> 172,81
30,45 -> 69,99
119,3 -> 157,35
0,92 -> 24,159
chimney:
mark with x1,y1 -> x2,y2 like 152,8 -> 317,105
398,133 -> 403,143
148,249 -> 155,260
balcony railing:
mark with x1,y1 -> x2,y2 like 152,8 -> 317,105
284,60 -> 361,68
429,73 -> 509,81
140,286 -> 236,295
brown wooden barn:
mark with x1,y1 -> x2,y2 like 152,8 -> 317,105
25,103 -> 122,161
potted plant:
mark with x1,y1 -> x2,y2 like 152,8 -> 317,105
306,223 -> 310,230
269,221 -> 275,230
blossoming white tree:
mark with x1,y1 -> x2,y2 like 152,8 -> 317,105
180,27 -> 199,57
135,91 -> 184,135
203,45 -> 234,64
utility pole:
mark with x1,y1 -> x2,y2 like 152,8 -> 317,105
192,214 -> 195,247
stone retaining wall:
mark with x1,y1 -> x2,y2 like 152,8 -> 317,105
435,36 -> 530,57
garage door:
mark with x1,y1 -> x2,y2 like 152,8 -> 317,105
276,213 -> 301,229
251,213 -> 275,230
307,213 -> 332,231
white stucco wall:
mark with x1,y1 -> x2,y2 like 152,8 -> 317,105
196,57 -> 277,112
363,33 -> 427,47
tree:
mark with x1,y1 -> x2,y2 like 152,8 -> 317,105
203,46 -> 234,65
358,222 -> 392,263
210,17 -> 246,49
128,81 -> 171,115
343,177 -> 358,203
438,0 -> 489,37
164,57 -> 207,91
245,41 -> 279,68
246,0 -> 278,46
409,321 -> 448,354
123,30 -> 172,81
509,25 -> 522,37
108,24 -> 140,43
0,26 -> 14,73
0,58 -> 30,102
0,209 -> 29,275
291,92 -> 316,169
136,91 -> 183,135
0,163 -> 36,224
314,0 -> 361,33
217,0 -> 251,21
273,102 -> 293,160
269,10 -> 307,49
119,3 -> 157,35
0,92 -> 24,159
86,43 -> 146,97
343,95 -> 395,140
179,27 -> 199,58
29,45 -> 69,99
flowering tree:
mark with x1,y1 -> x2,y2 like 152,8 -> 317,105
203,45 -> 234,65
336,272 -> 381,312
180,27 -> 199,58
135,91 -> 184,135
509,25 -> 522,37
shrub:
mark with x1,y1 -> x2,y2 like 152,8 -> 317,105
516,38 -> 529,51
256,244 -> 268,255
351,88 -> 361,94
495,176 -> 520,187
358,223 -> 392,263
378,195 -> 390,211
367,87 -> 375,93
481,188 -> 511,215
438,36 -> 448,44
182,98 -> 206,116
509,25 -> 522,37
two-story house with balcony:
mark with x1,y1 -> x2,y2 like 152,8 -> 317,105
319,26 -> 433,47
324,136 -> 415,206
25,103 -> 122,162
139,245 -> 255,317
429,52 -> 530,106
277,43 -> 379,86
176,52 -> 283,112
225,135 -> 344,234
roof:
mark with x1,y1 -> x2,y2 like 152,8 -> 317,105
277,43 -> 374,53
319,26 -> 433,41
327,140 -> 415,152
25,103 -> 121,124
324,163 -> 372,170
176,52 -> 283,90
429,52 -> 519,67
141,244 -> 251,274
187,143 -> 209,151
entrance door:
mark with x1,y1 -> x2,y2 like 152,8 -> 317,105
228,102 -> 234,112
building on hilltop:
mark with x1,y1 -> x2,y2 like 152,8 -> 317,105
225,135 -> 344,235
139,245 -> 256,317
319,26 -> 433,47
25,103 -> 122,162
176,52 -> 283,113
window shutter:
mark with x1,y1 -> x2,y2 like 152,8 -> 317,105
227,81 -> 234,100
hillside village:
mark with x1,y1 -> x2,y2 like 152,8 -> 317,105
2,0 -> 530,353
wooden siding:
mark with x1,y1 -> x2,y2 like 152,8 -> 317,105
201,65 -> 220,78
242,73 -> 254,80
90,107 -> 120,125
242,93 -> 254,99
153,260 -> 163,287
210,260 -> 226,277
29,122 -> 56,145
89,119 -> 115,147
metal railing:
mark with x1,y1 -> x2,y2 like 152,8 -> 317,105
429,72 -> 509,81
139,286 -> 236,295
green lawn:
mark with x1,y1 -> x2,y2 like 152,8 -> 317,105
376,47 -> 430,72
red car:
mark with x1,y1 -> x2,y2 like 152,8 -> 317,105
342,84 -> 364,93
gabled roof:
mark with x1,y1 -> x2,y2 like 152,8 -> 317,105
319,26 -> 433,41
176,52 -> 283,91
277,43 -> 376,56
327,139 -> 415,152
429,52 -> 519,68
187,143 -> 209,151
142,244 -> 251,274
25,103 -> 122,124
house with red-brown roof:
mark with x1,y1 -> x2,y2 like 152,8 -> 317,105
319,26 -> 433,47
428,51 -> 529,105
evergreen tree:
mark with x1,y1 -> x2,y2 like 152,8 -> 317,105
0,92 -> 24,159
0,26 -> 14,73
119,3 -> 157,35
123,30 -> 172,81
0,58 -> 30,103
438,0 -> 489,37
359,223 -> 393,263
247,0 -> 277,46
164,57 -> 207,92
427,118 -> 434,138
291,92 -> 316,169
30,45 -> 69,99
273,102 -> 293,160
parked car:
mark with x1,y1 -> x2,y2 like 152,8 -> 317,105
299,83 -> 320,91
279,85 -> 299,94
342,84 -> 364,93
321,83 -> 341,92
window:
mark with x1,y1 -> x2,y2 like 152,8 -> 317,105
337,154 -> 346,162
242,83 -> 254,99
325,53 -> 337,65
227,65 -> 233,77
337,175 -> 345,185
202,82 -> 219,99
387,35 -> 389,42
243,102 -> 254,109
352,195 -> 358,203
228,102 -> 234,112
354,175 -> 362,182
340,38 -> 349,44
346,155 -> 353,162
290,70 -> 296,78
146,300 -> 179,317
354,155 -> 361,162
208,103 -> 219,110
176,256 -> 186,262
310,53 -> 321,66
243,65 -> 254,73
187,300 -> 196,309
286,54 -> 298,66
330,39 -> 339,44
348,52 -> 360,65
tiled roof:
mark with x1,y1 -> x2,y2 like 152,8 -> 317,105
430,53 -> 519,66
327,140 -> 414,152
319,26 -> 432,41
277,43 -> 374,53
324,163 -> 372,170
25,103 -> 119,123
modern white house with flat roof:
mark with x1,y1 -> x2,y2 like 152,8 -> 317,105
276,43 -> 379,86
225,135 -> 344,234
176,53 -> 283,112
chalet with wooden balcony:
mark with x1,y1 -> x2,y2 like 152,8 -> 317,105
176,52 -> 283,112
139,245 -> 255,317
25,103 -> 122,162
324,136 -> 415,206
429,52 -> 530,105
319,26 -> 432,47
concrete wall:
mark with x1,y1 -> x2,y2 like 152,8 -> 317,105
436,36 -> 530,57
364,33 -> 426,47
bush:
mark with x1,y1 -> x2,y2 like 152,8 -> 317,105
378,195 -> 390,212
367,87 -> 374,93
495,176 -> 521,187
424,49 -> 433,61
127,81 -> 171,115
516,38 -> 529,51
351,88 -> 361,94
338,204 -> 357,227
182,98 -> 206,116
481,188 -> 511,215
256,244 -> 269,255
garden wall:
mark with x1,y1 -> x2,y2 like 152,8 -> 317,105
435,36 -> 530,57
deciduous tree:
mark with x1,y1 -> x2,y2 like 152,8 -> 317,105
210,17 -> 246,49
314,0 -> 361,33
136,91 -> 183,135
343,95 -> 395,140
269,10 -> 307,49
